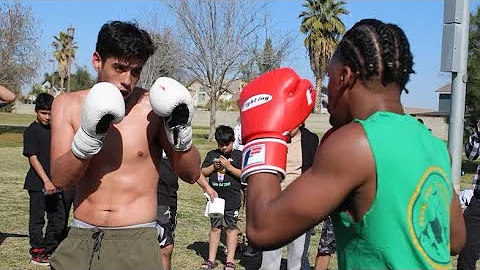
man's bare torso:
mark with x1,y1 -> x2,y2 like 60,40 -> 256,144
64,88 -> 164,227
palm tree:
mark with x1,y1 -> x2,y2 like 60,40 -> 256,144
52,31 -> 77,92
299,0 -> 348,113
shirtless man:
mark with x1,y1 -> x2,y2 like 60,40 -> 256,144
240,19 -> 465,269
49,21 -> 201,270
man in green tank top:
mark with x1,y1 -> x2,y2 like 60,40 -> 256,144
240,19 -> 466,269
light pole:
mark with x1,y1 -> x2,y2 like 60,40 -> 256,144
66,25 -> 75,92
48,59 -> 55,94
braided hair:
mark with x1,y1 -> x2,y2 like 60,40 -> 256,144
335,19 -> 415,93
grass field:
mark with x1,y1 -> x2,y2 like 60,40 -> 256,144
0,113 -> 476,269
0,112 -> 35,126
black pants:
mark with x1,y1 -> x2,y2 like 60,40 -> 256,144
28,190 -> 65,255
60,187 -> 76,240
458,196 -> 480,269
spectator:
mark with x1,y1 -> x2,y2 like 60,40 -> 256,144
23,93 -> 64,266
200,125 -> 242,270
156,152 -> 216,270
458,120 -> 480,269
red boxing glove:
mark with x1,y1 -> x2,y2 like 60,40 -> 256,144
240,67 -> 315,182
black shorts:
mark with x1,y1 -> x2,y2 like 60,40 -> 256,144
318,217 -> 336,255
210,209 -> 239,230
156,205 -> 177,247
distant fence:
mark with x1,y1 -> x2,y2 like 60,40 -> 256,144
9,104 -> 448,140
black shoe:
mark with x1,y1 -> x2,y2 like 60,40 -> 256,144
30,252 -> 49,266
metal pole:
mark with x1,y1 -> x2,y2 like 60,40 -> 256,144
67,57 -> 71,93
67,26 -> 75,93
447,0 -> 470,193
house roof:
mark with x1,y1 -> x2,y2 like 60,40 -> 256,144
410,111 -> 449,117
436,84 -> 451,93
404,107 -> 435,114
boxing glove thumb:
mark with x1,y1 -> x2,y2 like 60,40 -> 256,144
71,82 -> 125,159
149,77 -> 194,151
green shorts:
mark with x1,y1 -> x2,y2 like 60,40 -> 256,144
50,223 -> 163,270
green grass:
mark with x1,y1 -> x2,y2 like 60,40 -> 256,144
0,112 -> 35,126
0,121 -> 475,269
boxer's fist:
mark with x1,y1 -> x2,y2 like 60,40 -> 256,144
149,77 -> 194,151
71,82 -> 125,159
240,68 -> 315,181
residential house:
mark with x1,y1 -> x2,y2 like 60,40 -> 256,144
436,83 -> 451,114
187,79 -> 246,110
41,79 -> 63,97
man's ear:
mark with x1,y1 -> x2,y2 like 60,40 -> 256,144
92,52 -> 102,72
341,66 -> 357,89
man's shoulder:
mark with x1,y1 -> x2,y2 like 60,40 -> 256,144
320,123 -> 370,156
54,90 -> 88,105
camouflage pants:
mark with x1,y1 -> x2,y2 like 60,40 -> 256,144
317,217 -> 336,255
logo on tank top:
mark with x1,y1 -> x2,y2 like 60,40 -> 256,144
407,166 -> 451,268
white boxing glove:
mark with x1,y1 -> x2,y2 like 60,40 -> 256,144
71,82 -> 125,159
149,77 -> 194,151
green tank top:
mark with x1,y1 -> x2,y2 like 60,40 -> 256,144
332,111 -> 452,269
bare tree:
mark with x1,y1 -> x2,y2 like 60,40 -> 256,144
171,0 -> 264,139
137,7 -> 185,88
0,3 -> 42,95
239,8 -> 297,81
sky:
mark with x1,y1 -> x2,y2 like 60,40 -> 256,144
15,0 -> 480,110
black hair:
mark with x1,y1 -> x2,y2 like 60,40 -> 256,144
96,21 -> 155,62
35,93 -> 54,111
417,118 -> 425,124
335,19 -> 415,92
215,125 -> 235,144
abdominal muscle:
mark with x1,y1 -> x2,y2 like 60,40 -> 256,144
73,162 -> 159,227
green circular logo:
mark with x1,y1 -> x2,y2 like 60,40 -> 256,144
408,167 -> 451,267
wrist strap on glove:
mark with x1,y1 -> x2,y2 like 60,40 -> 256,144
71,127 -> 104,160
240,138 -> 287,183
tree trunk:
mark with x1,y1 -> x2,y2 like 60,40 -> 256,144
67,59 -> 71,92
209,95 -> 217,141
60,76 -> 65,93
313,77 -> 323,114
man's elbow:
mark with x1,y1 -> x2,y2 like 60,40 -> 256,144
246,225 -> 267,248
450,240 -> 465,256
51,174 -> 72,191
52,180 -> 71,191
179,171 -> 200,184
450,229 -> 466,255
246,223 -> 281,249
4,94 -> 15,104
